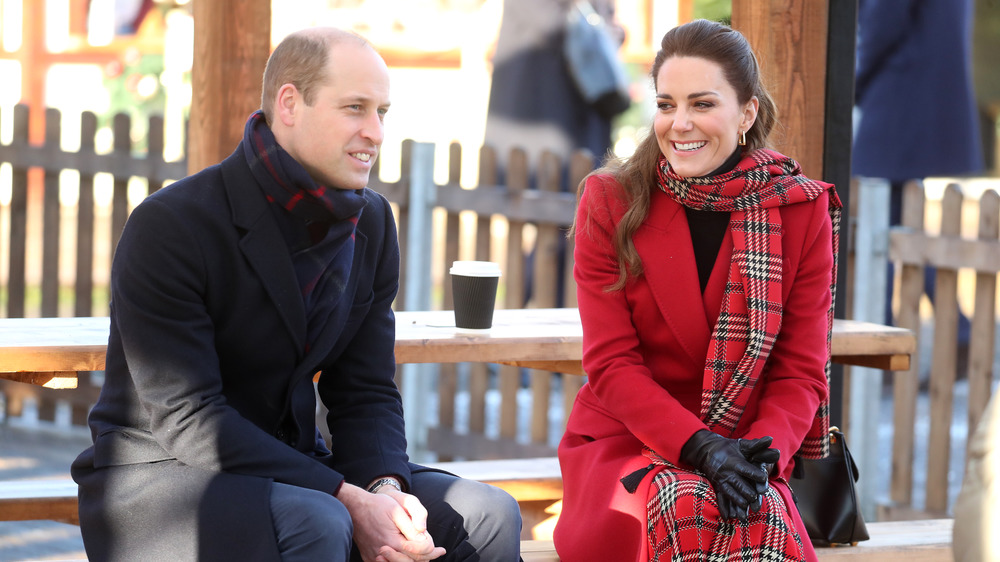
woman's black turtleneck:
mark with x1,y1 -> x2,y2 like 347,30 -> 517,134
684,148 -> 742,293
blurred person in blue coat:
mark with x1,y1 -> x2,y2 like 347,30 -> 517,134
852,0 -> 984,366
485,0 -> 627,173
485,0 -> 629,309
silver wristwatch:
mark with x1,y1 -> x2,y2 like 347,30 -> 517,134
366,477 -> 402,494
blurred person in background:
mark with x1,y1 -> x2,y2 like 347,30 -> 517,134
484,0 -> 631,309
484,0 -> 628,173
852,0 -> 984,373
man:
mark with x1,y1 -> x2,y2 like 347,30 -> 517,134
72,27 -> 521,561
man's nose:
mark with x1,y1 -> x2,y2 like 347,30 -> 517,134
362,112 -> 384,145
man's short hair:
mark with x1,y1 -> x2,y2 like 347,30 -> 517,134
260,28 -> 370,124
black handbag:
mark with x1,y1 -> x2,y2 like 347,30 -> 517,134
790,427 -> 870,546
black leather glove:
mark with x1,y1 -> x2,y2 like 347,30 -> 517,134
738,436 -> 780,513
679,430 -> 772,521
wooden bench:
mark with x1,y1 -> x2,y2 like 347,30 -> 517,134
0,461 -> 954,561
427,456 -> 563,540
440,458 -> 955,559
439,458 -> 955,561
427,457 -> 562,502
520,519 -> 955,561
0,478 -> 78,524
0,475 -> 954,561
0,458 -> 563,530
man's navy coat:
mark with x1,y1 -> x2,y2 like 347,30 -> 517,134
72,147 -> 413,560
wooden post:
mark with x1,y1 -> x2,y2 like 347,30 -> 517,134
969,191 -> 1000,433
188,0 -> 271,175
849,177 -> 891,520
677,0 -> 693,23
731,0 -> 829,180
19,0 -> 46,145
890,181 -> 926,513
401,142 -> 437,460
925,185 -> 964,514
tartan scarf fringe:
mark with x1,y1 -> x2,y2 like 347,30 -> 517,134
657,148 -> 842,460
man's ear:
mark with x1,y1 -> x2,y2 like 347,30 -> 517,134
274,83 -> 300,127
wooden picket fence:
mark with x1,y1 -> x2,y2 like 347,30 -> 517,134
0,103 -> 590,460
7,104 -> 999,513
882,180 -> 999,519
0,105 -> 184,318
426,145 -> 590,460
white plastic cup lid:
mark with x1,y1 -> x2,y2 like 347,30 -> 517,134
449,261 -> 501,277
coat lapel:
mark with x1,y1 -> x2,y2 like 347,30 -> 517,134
634,193 -> 712,367
221,151 -> 307,355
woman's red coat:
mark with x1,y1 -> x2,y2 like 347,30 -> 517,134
554,174 -> 832,561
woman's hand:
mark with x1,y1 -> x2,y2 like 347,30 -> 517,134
680,430 -> 771,521
738,436 -> 780,512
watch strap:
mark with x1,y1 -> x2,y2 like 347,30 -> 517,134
366,477 -> 402,494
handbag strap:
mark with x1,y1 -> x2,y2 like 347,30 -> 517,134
831,428 -> 860,482
792,427 -> 860,481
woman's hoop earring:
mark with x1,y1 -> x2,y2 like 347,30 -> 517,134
738,130 -> 747,146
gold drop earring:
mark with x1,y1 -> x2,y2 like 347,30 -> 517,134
738,130 -> 747,146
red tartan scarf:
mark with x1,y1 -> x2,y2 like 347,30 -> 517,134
657,148 -> 842,459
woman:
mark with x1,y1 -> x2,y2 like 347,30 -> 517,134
554,19 -> 841,561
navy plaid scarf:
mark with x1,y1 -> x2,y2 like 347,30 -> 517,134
656,148 -> 842,459
242,111 -> 367,347
242,110 -> 367,225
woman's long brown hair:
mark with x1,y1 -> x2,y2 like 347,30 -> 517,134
572,19 -> 779,291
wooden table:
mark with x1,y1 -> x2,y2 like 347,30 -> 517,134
0,308 -> 915,388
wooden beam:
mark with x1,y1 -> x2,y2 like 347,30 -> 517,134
731,0 -> 829,180
188,0 -> 271,175
20,0 -> 46,144
69,0 -> 89,36
678,0 -> 694,23
618,0 -> 661,63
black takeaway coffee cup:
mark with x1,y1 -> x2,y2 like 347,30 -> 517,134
449,261 -> 501,331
